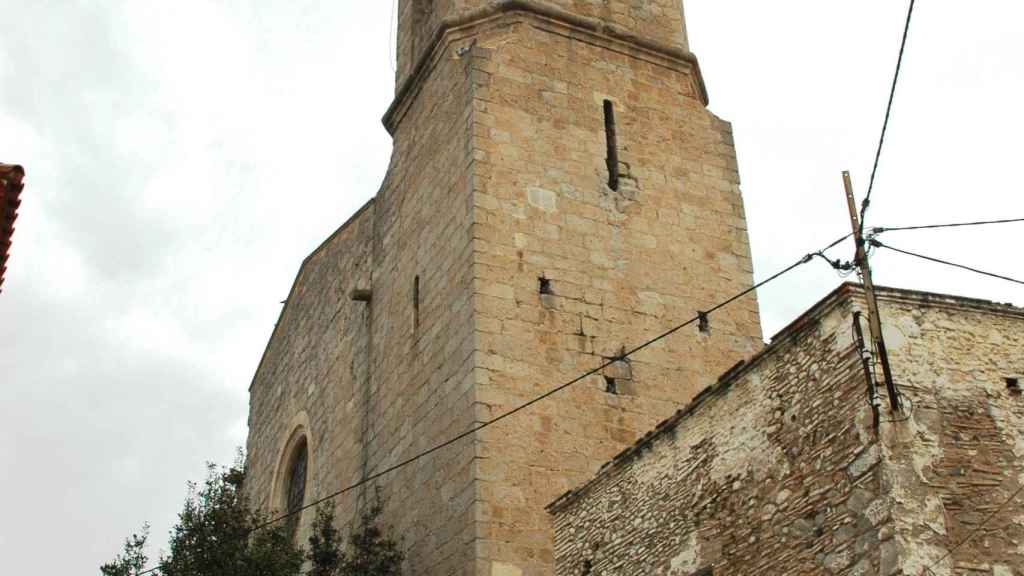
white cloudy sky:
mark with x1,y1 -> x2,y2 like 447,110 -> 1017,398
0,1 -> 1021,573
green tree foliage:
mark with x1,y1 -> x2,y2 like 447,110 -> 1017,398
101,457 -> 303,576
100,525 -> 149,576
102,457 -> 405,576
159,462 -> 304,576
306,506 -> 343,576
307,489 -> 404,576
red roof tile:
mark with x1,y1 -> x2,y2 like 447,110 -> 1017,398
0,163 -> 24,293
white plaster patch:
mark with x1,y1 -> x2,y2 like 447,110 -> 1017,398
527,187 -> 557,213
922,494 -> 948,535
748,372 -> 761,388
907,390 -> 945,481
898,314 -> 922,338
989,402 -> 1024,458
847,444 -> 880,479
819,307 -> 845,339
821,307 -> 854,350
708,379 -> 788,482
668,532 -> 699,575
636,438 -> 695,494
882,322 -> 909,352
835,324 -> 854,352
900,540 -> 951,576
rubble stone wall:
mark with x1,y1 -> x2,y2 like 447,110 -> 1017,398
549,290 -> 887,575
549,286 -> 1024,576
877,291 -> 1024,575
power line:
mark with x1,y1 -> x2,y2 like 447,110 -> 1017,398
133,234 -> 849,576
252,250 -> 819,530
858,0 -> 917,235
872,217 -> 1024,234
871,239 -> 1024,286
821,232 -> 854,252
920,483 -> 1024,575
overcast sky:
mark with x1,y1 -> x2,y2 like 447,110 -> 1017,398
1,2 -> 1021,573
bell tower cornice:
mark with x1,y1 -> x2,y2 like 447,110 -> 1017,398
384,0 -> 708,134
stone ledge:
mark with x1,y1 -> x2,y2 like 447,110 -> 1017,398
383,0 -> 708,134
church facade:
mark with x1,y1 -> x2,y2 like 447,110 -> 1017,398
245,2 -> 762,574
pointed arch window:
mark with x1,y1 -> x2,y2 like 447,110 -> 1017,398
284,437 -> 308,540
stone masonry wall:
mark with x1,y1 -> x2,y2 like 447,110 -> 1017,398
395,0 -> 691,91
549,285 -> 1024,576
365,46 -> 480,576
549,288 -> 890,575
249,3 -> 760,575
876,290 -> 1024,575
246,41 -> 481,575
245,201 -> 375,547
466,10 -> 761,576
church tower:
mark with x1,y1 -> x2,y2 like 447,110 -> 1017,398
245,1 -> 762,574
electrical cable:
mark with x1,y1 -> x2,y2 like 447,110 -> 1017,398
812,233 -> 855,275
871,239 -> 1024,286
822,232 -> 854,252
250,250 -> 817,531
919,483 -> 1024,575
872,217 -> 1024,234
879,394 -> 913,424
132,233 -> 850,576
858,0 -> 917,235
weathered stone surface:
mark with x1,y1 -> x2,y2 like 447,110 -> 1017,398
880,289 -> 1024,576
848,445 -> 880,480
548,285 -> 1024,576
393,0 -> 692,92
246,2 -> 761,575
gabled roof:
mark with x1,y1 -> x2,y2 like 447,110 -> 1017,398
247,197 -> 376,392
0,163 -> 24,293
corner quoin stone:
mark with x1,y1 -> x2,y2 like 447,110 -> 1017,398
245,2 -> 763,574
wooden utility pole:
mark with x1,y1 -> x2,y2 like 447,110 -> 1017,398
842,171 -> 902,413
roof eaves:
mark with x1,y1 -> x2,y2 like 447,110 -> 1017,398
547,282 -> 1024,513
0,163 -> 25,293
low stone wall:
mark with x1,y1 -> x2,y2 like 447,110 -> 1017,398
549,285 -> 883,575
549,285 -> 1024,576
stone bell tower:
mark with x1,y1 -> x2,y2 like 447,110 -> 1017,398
245,1 -> 761,575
